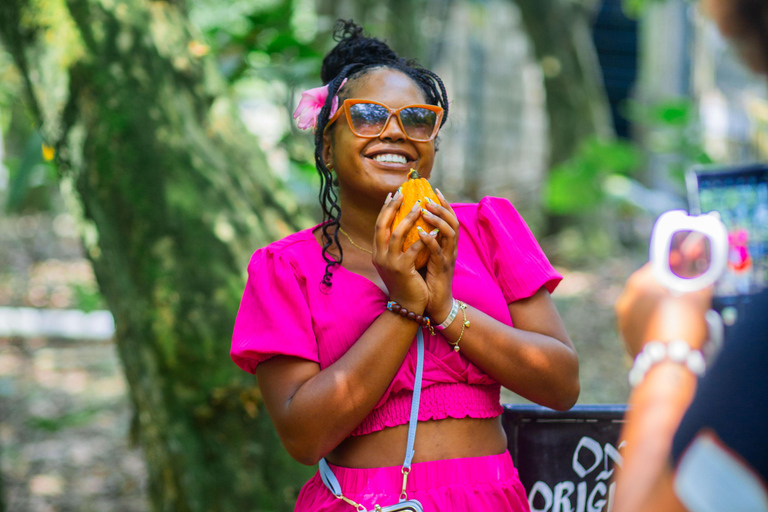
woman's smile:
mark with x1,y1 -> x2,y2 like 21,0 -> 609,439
363,144 -> 419,173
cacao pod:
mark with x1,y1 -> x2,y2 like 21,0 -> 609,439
392,169 -> 440,269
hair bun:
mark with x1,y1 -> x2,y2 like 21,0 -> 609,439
321,19 -> 401,84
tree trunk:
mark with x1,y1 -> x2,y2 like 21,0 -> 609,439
314,0 -> 429,61
515,0 -> 614,168
0,1 -> 314,510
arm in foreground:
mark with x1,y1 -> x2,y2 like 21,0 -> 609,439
611,264 -> 711,512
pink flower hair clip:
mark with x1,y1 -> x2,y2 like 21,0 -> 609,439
293,79 -> 347,131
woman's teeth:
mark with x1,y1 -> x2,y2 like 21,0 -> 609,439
373,154 -> 408,164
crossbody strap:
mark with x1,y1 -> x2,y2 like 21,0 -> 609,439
319,328 -> 425,506
404,327 -> 424,470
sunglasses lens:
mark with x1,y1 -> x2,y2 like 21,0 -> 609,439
400,107 -> 438,141
349,103 -> 390,136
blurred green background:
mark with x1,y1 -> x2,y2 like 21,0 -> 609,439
1,0 -> 767,510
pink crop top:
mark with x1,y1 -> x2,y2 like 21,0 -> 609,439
231,196 -> 561,436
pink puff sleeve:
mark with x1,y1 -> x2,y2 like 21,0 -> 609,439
230,248 -> 319,374
476,196 -> 562,303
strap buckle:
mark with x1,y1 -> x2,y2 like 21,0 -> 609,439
400,466 -> 410,501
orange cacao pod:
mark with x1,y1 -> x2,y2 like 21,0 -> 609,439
392,169 -> 440,269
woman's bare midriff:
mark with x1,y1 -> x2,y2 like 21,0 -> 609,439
325,416 -> 508,468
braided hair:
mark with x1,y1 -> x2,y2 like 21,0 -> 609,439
314,20 -> 450,287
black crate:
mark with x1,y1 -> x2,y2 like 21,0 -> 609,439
503,404 -> 627,512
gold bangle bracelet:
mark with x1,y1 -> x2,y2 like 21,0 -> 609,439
447,301 -> 469,352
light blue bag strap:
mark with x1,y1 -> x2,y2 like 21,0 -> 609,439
319,457 -> 342,497
319,328 -> 425,497
404,328 -> 424,470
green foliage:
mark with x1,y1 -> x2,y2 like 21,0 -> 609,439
190,0 -> 322,84
71,282 -> 106,312
544,97 -> 712,217
5,131 -> 58,213
544,137 -> 643,215
625,97 -> 713,184
0,48 -> 20,132
26,406 -> 103,432
188,0 -> 325,208
622,0 -> 699,18
622,0 -> 668,18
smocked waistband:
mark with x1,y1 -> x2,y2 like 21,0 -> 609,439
350,382 -> 503,437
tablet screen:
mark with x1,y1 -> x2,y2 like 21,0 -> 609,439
688,164 -> 768,297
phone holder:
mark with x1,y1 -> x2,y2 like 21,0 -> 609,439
650,210 -> 728,293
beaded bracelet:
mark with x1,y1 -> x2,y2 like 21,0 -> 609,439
628,340 -> 706,387
387,301 -> 435,335
446,301 -> 469,352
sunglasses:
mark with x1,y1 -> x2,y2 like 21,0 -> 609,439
325,99 -> 444,142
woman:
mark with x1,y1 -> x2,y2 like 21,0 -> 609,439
231,21 -> 579,512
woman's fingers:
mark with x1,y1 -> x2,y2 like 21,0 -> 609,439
418,226 -> 443,264
434,189 -> 459,229
423,195 -> 458,255
403,237 -> 427,262
374,190 -> 403,255
389,199 -> 423,253
420,206 -> 455,240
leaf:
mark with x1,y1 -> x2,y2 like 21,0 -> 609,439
543,137 -> 643,215
544,162 -> 604,214
622,0 -> 669,18
72,282 -> 106,313
5,131 -> 57,212
579,138 -> 643,176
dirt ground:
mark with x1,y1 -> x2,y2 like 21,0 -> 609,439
0,211 -> 641,511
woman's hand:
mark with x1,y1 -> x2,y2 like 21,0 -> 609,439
373,190 -> 429,312
418,189 -> 460,323
615,263 -> 713,357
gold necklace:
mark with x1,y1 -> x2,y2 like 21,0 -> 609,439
338,227 -> 373,255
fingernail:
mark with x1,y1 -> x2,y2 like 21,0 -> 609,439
411,200 -> 421,211
430,228 -> 440,236
421,208 -> 430,215
436,188 -> 443,198
417,226 -> 425,233
397,187 -> 403,197
385,192 -> 392,205
426,197 -> 435,204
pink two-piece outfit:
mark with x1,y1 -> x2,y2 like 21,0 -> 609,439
231,197 -> 562,511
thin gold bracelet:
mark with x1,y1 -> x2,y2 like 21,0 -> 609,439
447,301 -> 469,352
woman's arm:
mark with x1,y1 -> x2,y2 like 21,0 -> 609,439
612,362 -> 694,512
418,193 -> 579,410
256,312 -> 419,466
437,286 -> 580,411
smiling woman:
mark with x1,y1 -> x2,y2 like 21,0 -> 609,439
231,19 -> 579,512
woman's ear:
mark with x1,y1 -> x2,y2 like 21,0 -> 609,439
322,131 -> 333,169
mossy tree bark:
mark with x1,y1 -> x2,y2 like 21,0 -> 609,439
515,0 -> 614,168
0,1 -> 314,510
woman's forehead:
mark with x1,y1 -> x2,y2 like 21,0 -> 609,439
344,68 -> 427,106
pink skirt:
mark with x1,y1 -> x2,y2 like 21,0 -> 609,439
294,451 -> 531,511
